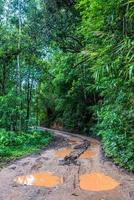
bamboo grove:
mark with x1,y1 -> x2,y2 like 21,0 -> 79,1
0,0 -> 134,170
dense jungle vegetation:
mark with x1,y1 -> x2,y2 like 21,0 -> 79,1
0,0 -> 134,171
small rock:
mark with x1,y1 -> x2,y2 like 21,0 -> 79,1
37,156 -> 49,161
72,193 -> 79,196
31,161 -> 43,170
12,183 -> 18,187
43,157 -> 49,160
9,165 -> 16,170
37,189 -> 41,194
47,190 -> 52,194
21,162 -> 29,166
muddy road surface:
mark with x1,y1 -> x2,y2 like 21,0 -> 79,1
0,128 -> 134,200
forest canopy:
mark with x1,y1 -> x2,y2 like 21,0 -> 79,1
0,0 -> 134,171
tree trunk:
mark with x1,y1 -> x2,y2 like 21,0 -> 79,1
17,0 -> 22,131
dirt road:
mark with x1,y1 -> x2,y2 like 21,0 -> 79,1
0,128 -> 134,200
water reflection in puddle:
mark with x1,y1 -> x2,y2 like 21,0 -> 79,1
79,150 -> 96,159
80,172 -> 119,191
15,172 -> 63,187
55,148 -> 72,158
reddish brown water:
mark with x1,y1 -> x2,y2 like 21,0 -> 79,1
55,148 -> 72,157
80,172 -> 119,192
15,172 -> 63,187
79,150 -> 96,159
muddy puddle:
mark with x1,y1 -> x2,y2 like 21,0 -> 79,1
68,139 -> 80,145
55,148 -> 72,157
80,172 -> 119,192
79,150 -> 96,159
15,172 -> 63,187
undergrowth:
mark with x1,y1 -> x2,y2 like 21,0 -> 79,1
0,128 -> 53,166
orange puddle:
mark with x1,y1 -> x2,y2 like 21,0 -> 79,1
80,172 -> 119,191
68,140 -> 78,145
55,148 -> 72,158
79,150 -> 95,159
15,172 -> 63,187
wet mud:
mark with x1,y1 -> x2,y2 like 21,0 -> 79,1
0,128 -> 133,200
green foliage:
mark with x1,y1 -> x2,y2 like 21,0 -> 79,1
76,0 -> 134,171
0,129 -> 53,166
41,0 -> 134,171
0,0 -> 133,172
100,131 -> 134,171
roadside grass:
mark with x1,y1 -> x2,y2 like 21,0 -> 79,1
0,128 -> 54,167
